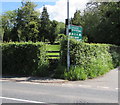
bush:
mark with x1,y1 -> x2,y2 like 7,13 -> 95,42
109,45 -> 120,68
2,42 -> 49,76
53,64 -> 66,79
60,39 -> 120,80
64,66 -> 87,80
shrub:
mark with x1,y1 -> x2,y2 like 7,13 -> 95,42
64,66 -> 87,80
2,42 -> 49,76
53,64 -> 66,79
109,45 -> 120,67
60,39 -> 120,80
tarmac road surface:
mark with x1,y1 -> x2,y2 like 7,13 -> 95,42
1,68 -> 119,104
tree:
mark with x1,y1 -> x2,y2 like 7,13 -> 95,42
81,2 -> 120,45
94,2 -> 120,45
0,20 -> 3,42
1,10 -> 18,42
82,8 -> 100,42
38,6 -> 51,42
71,10 -> 83,26
16,1 -> 40,41
48,20 -> 59,44
57,22 -> 65,34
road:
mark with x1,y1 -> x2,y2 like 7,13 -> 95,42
1,68 -> 119,104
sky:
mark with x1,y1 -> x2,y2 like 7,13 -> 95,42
1,0 -> 89,22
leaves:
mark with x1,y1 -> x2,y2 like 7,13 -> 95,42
82,2 -> 120,45
60,39 -> 120,80
16,1 -> 40,42
2,42 -> 49,76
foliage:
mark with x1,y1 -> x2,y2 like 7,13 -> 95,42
109,45 -> 120,67
82,9 -> 100,42
57,22 -> 65,34
1,2 -> 120,45
82,36 -> 88,43
1,1 -> 64,44
2,42 -> 49,76
1,1 -> 40,42
71,10 -> 83,26
70,2 -> 120,45
94,2 -> 120,45
39,7 -> 61,44
1,10 -> 18,42
16,1 -> 40,42
56,34 -> 66,43
54,64 -> 66,79
60,39 -> 120,80
39,6 -> 51,42
48,20 -> 59,44
82,2 -> 120,45
64,66 -> 87,80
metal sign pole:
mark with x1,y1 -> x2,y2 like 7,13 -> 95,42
67,0 -> 70,71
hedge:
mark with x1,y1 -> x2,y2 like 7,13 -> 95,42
2,42 -> 49,76
58,39 -> 120,80
1,40 -> 120,80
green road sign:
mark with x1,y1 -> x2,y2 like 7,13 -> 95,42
69,24 -> 82,41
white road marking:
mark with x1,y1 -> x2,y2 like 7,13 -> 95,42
0,96 -> 45,103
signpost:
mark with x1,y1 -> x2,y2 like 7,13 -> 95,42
66,0 -> 83,72
66,0 -> 70,72
69,24 -> 82,41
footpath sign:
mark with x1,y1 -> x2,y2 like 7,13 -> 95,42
69,24 -> 82,41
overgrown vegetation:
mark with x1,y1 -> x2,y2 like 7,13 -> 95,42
54,39 -> 120,80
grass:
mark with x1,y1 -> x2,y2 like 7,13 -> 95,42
46,53 -> 59,55
46,45 -> 60,51
47,53 -> 60,59
46,44 -> 60,59
48,57 -> 60,59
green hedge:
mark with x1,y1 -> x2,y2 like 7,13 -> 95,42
2,42 -> 49,76
58,39 -> 120,80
